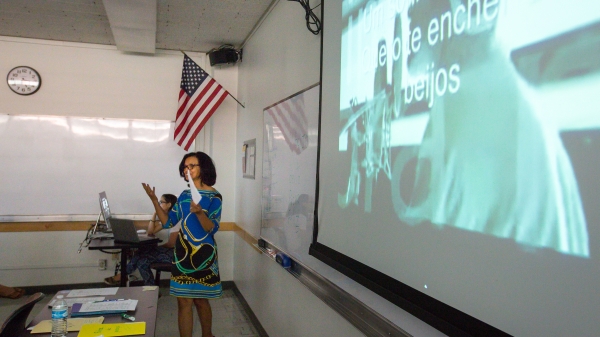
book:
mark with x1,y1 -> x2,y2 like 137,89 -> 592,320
77,322 -> 146,337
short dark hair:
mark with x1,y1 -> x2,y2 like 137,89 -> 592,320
178,152 -> 217,186
162,193 -> 178,211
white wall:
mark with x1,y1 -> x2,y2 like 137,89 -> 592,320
0,37 -> 236,286
234,235 -> 365,337
233,1 -> 365,336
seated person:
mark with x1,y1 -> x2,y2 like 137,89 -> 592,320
104,193 -> 180,285
0,283 -> 25,299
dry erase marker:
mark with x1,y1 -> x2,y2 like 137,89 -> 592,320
122,313 -> 135,321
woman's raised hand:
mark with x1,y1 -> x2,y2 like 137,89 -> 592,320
142,183 -> 158,202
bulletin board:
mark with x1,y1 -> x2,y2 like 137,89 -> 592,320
260,84 -> 319,261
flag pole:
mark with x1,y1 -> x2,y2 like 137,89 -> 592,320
180,50 -> 245,108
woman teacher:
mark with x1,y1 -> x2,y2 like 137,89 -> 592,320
142,151 -> 222,337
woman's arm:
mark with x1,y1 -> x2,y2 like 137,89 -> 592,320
190,200 -> 215,233
147,212 -> 164,236
142,183 -> 169,225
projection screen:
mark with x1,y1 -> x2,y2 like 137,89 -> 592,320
313,0 -> 600,336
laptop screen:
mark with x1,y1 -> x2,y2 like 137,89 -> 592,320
99,191 -> 112,230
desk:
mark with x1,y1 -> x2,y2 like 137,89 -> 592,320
22,286 -> 159,337
88,238 -> 160,287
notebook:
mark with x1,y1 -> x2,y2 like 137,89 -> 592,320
77,322 -> 146,337
110,218 -> 160,245
90,191 -> 114,239
99,191 -> 113,231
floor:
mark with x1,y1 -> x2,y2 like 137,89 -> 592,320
0,285 -> 264,337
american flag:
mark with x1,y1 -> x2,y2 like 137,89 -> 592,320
265,93 -> 308,154
174,55 -> 229,150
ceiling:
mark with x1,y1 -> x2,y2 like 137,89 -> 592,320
0,0 -> 276,53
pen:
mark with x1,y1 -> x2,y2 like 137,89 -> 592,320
92,299 -> 125,303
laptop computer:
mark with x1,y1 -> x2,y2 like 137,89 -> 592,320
90,191 -> 114,239
99,191 -> 113,231
110,218 -> 160,245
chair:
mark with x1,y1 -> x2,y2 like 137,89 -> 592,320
150,262 -> 172,286
0,292 -> 45,337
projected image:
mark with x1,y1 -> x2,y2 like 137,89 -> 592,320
337,0 -> 600,257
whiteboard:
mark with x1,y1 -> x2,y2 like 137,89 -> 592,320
261,84 -> 319,261
0,114 -> 188,220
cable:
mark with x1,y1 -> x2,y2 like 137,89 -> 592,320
77,224 -> 95,253
289,0 -> 322,35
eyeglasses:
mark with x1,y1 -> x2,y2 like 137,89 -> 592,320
183,164 -> 200,171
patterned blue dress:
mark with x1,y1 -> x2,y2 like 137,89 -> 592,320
163,188 -> 222,298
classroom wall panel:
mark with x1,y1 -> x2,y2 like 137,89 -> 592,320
235,1 -> 321,237
0,37 -> 180,121
232,1 -> 371,337
233,233 -> 364,337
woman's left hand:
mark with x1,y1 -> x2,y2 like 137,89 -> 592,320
190,200 -> 202,214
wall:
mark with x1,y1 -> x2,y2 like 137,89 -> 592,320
233,1 -> 365,336
0,36 -> 237,286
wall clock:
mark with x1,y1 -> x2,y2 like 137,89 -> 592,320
7,66 -> 42,95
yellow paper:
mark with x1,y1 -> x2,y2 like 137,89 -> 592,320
30,317 -> 105,333
77,322 -> 146,337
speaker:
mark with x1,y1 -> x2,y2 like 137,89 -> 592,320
208,48 -> 240,66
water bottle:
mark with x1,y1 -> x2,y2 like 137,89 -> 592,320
51,296 -> 68,337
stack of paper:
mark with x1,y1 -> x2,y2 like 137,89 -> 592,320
48,297 -> 106,308
71,299 -> 138,318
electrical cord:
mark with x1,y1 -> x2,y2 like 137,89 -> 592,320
78,223 -> 120,255
289,0 -> 322,35
77,224 -> 95,253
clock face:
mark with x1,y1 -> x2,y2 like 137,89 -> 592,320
7,66 -> 41,95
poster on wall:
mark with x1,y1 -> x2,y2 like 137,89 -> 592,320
243,139 -> 256,179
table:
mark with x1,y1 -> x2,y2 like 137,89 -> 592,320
21,286 -> 159,337
88,238 -> 160,287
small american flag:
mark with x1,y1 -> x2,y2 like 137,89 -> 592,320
174,55 -> 229,150
265,93 -> 308,154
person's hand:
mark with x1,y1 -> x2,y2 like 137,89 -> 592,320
142,183 -> 158,202
190,199 -> 202,214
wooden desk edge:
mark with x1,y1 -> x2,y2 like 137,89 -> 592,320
0,221 -> 237,232
0,221 -> 261,253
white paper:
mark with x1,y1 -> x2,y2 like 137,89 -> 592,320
67,288 -> 118,297
187,170 -> 202,204
48,297 -> 105,307
78,299 -> 138,312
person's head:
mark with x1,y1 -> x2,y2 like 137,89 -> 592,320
159,193 -> 177,212
178,151 -> 217,186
